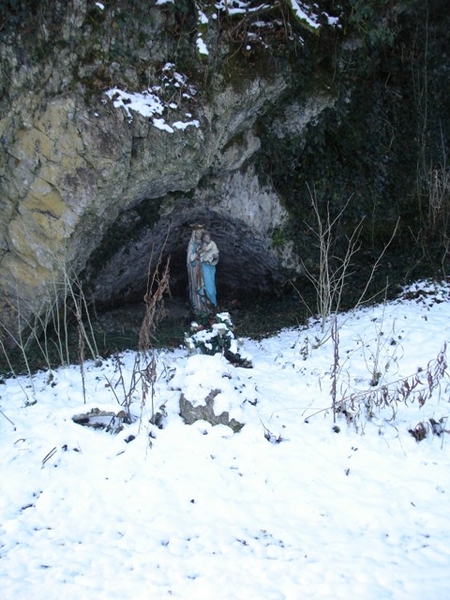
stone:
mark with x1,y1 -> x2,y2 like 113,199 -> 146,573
72,407 -> 130,434
179,390 -> 244,433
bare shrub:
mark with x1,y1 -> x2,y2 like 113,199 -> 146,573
295,184 -> 399,348
106,246 -> 171,428
428,165 -> 450,273
336,344 -> 449,429
429,166 -> 450,228
298,185 -> 363,340
0,260 -> 100,375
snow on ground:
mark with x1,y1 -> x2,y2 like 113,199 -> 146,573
1,280 -> 450,599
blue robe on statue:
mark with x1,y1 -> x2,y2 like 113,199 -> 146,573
200,263 -> 217,306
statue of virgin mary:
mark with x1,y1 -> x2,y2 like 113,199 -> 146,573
198,231 -> 219,307
186,225 -> 219,312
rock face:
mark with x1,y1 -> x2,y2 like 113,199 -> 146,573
2,1 -> 447,347
0,1 -> 332,345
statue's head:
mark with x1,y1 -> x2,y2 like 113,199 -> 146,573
191,223 -> 204,239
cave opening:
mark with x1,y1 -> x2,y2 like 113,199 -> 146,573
81,207 -> 294,350
87,208 -> 285,314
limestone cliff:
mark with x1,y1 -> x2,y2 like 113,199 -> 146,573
0,0 -> 448,348
0,0 -> 337,344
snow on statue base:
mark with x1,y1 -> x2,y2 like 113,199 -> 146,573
184,312 -> 253,368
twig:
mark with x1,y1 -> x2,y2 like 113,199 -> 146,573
41,446 -> 57,467
0,409 -> 16,430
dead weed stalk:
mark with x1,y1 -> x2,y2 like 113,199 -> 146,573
108,245 -> 171,428
335,343 -> 448,429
